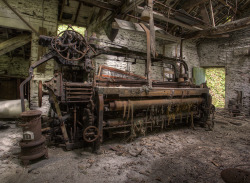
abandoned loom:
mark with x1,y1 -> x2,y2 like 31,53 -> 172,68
18,24 -> 215,165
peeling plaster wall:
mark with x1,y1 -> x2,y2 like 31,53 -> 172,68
0,0 -> 58,115
198,28 -> 250,115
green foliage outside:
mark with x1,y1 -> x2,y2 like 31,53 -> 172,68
57,24 -> 86,35
205,68 -> 225,108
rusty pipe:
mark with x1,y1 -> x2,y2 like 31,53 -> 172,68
104,111 -> 198,127
109,98 -> 204,111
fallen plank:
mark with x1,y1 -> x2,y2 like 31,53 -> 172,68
0,34 -> 31,56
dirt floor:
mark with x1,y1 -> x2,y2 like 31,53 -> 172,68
0,109 -> 249,183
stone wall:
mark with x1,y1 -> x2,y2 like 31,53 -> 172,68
0,0 -> 58,115
88,28 -> 200,80
197,28 -> 250,115
0,54 -> 29,78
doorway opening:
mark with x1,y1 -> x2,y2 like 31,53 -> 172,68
205,67 -> 225,108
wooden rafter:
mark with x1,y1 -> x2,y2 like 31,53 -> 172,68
78,0 -> 116,11
182,0 -> 209,12
217,0 -> 238,14
184,16 -> 250,39
136,6 -> 201,30
74,1 -> 82,23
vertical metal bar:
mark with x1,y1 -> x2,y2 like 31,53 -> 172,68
180,39 -> 184,75
140,23 -> 152,88
148,0 -> 156,58
93,94 -> 104,152
73,105 -> 76,141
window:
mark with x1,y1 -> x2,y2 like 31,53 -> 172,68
163,64 -> 175,81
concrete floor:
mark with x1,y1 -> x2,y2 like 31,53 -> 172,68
0,110 -> 249,183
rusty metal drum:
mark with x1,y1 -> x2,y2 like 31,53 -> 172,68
19,110 -> 48,165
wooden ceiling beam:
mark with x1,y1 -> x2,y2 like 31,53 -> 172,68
136,6 -> 201,30
183,16 -> 250,39
120,0 -> 144,14
74,2 -> 82,23
78,0 -> 116,11
59,0 -> 65,21
217,0 -> 238,14
0,34 -> 31,56
182,0 -> 209,12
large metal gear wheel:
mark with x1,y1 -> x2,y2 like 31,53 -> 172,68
83,126 -> 99,143
51,25 -> 88,62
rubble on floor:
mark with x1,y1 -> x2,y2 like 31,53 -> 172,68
0,109 -> 249,183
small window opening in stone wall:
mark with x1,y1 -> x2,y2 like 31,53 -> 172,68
205,67 -> 225,108
163,64 -> 175,81
57,24 -> 86,35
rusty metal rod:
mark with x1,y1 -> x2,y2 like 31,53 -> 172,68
109,98 -> 204,111
105,111 -> 198,127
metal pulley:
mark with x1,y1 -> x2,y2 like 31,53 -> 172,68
141,6 -> 150,21
50,25 -> 88,62
83,126 -> 100,143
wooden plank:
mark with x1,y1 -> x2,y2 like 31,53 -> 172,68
136,6 -> 201,30
218,0 -> 238,14
37,27 -> 47,73
200,3 -> 211,25
79,0 -> 116,11
88,7 -> 100,25
182,0 -> 209,12
120,0 -> 144,14
74,1 -> 82,23
209,0 -> 215,27
0,34 -> 31,56
60,0 -> 65,21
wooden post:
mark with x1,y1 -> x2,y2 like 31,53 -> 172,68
140,23 -> 152,88
209,0 -> 216,27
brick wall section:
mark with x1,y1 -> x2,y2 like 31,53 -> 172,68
197,27 -> 250,114
0,0 -> 58,115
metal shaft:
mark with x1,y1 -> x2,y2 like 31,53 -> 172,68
109,98 -> 204,111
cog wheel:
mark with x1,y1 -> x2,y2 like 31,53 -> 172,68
83,126 -> 99,143
82,108 -> 94,126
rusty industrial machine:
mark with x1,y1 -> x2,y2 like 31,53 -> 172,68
20,26 -> 214,152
